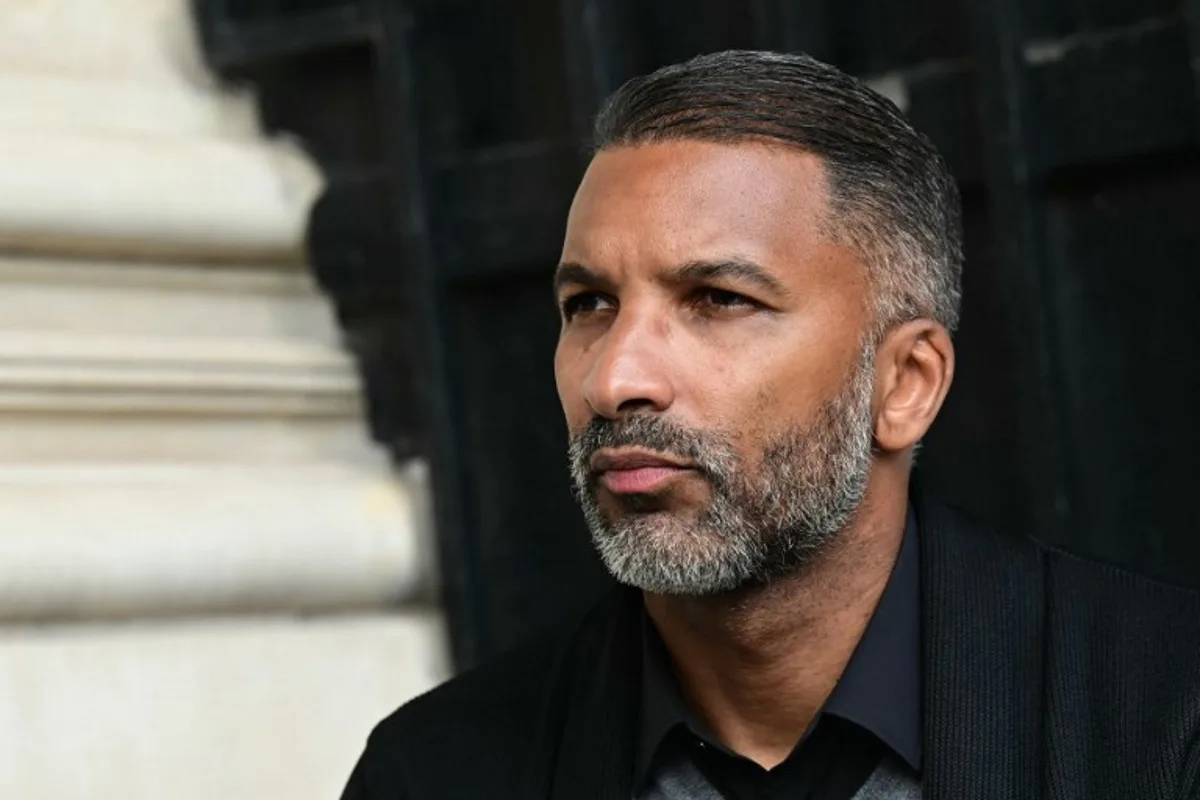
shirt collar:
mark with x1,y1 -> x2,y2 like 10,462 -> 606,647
821,506 -> 921,768
635,508 -> 922,783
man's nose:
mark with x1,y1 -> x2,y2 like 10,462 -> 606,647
580,310 -> 674,419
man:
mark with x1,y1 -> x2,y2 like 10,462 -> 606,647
342,50 -> 1200,799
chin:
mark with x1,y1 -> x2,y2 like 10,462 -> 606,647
593,525 -> 756,596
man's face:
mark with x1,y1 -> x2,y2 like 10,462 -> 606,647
554,140 -> 878,596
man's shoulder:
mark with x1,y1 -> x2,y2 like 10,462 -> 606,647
928,494 -> 1200,634
925,498 -> 1200,793
372,620 -> 572,750
927,495 -> 1200,699
1036,535 -> 1200,633
342,634 -> 559,797
1035,536 -> 1200,670
1035,538 -> 1200,785
349,587 -> 627,794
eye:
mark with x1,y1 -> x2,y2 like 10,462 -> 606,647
560,292 -> 614,320
693,288 -> 758,310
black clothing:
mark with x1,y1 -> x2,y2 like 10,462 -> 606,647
341,485 -> 1200,799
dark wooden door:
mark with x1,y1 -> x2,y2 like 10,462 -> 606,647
196,0 -> 1200,669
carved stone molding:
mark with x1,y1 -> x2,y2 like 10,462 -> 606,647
0,2 -> 445,796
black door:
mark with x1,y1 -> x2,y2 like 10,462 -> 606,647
195,0 -> 1200,669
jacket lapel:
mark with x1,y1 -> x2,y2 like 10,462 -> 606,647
917,486 -> 1047,800
545,585 -> 642,800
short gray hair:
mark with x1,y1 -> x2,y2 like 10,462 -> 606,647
593,50 -> 963,336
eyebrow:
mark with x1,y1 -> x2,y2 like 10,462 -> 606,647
552,256 -> 790,299
552,262 -> 606,296
668,258 -> 790,299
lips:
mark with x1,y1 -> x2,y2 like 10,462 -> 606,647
591,449 -> 695,494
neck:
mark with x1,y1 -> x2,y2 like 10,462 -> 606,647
643,473 -> 909,769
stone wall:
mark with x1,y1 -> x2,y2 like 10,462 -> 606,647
0,2 -> 447,797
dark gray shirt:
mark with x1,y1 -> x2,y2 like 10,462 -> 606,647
635,510 -> 921,800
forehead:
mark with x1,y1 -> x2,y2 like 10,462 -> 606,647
561,140 -> 836,273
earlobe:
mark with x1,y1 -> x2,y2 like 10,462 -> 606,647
872,322 -> 955,453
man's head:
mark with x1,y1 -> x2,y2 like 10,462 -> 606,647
554,50 -> 961,596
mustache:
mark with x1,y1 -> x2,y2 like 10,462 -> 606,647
568,414 -> 736,488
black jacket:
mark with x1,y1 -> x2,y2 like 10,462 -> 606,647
342,488 -> 1200,799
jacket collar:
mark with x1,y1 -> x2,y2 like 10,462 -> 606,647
545,585 -> 642,800
914,483 -> 1047,800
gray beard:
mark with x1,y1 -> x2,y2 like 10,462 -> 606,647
567,343 -> 876,596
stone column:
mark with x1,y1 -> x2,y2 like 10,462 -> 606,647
0,3 -> 447,797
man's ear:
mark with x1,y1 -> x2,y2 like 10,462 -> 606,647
872,321 -> 955,453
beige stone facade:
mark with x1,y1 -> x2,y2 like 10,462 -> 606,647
0,2 -> 448,797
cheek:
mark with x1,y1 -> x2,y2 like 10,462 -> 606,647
685,357 -> 775,439
742,387 -> 793,446
691,346 -> 830,447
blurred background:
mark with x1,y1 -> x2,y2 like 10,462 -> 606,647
0,0 -> 1197,796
